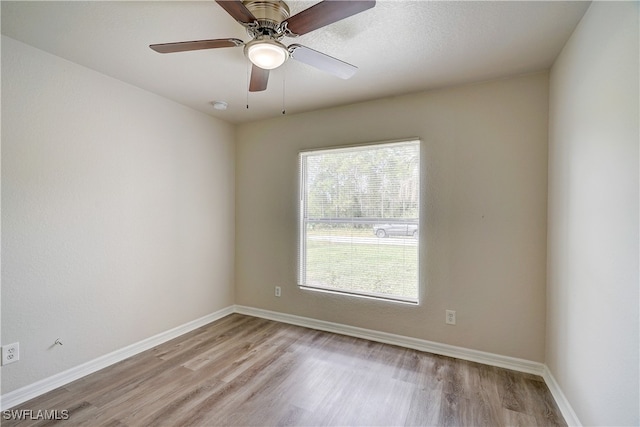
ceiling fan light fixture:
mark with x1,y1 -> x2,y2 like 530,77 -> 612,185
245,38 -> 288,70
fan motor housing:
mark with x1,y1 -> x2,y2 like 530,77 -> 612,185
243,0 -> 290,31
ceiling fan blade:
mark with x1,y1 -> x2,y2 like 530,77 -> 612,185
150,38 -> 243,54
215,0 -> 257,25
289,44 -> 357,79
249,65 -> 270,92
283,0 -> 375,36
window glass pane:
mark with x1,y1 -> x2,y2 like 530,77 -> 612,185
299,140 -> 420,303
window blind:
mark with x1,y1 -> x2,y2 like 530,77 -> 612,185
299,140 -> 420,303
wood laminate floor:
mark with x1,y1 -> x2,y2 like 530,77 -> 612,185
4,314 -> 565,426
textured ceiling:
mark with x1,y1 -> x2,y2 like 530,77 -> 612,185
1,1 -> 590,124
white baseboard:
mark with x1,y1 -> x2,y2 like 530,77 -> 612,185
542,365 -> 582,426
234,305 -> 545,376
235,305 -> 582,426
2,303 -> 581,427
0,306 -> 234,411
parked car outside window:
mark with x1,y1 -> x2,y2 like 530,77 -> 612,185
373,223 -> 418,238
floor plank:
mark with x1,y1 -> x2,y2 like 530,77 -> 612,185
3,314 -> 566,426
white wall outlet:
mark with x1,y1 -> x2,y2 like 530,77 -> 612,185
275,286 -> 281,297
445,310 -> 456,325
2,342 -> 20,365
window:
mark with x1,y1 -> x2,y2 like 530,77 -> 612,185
299,140 -> 420,303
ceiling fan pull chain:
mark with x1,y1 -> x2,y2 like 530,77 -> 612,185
246,59 -> 250,109
282,65 -> 286,115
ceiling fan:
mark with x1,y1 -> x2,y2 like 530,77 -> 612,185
150,0 -> 376,92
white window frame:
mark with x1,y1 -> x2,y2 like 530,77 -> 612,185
298,139 -> 421,304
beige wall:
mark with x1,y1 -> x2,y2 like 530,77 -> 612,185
236,73 -> 549,362
547,2 -> 639,425
1,36 -> 236,393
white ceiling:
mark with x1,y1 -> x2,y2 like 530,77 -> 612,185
2,1 -> 589,124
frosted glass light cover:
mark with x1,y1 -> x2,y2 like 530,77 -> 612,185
247,42 -> 288,70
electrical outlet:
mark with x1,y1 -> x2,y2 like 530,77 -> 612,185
275,286 -> 281,297
2,342 -> 20,365
445,310 -> 456,325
